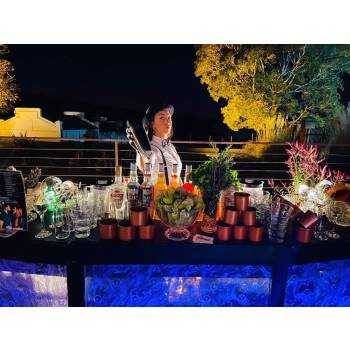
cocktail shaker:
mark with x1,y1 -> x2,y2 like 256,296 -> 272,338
126,119 -> 152,159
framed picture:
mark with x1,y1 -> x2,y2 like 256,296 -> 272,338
0,169 -> 28,237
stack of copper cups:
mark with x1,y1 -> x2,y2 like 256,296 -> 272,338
216,192 -> 264,243
126,206 -> 156,240
99,206 -> 156,241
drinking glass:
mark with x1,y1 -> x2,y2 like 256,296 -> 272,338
92,185 -> 108,221
256,191 -> 271,229
34,200 -> 52,239
55,206 -> 70,240
327,217 -> 341,239
309,200 -> 333,240
71,208 -> 91,238
324,201 -> 345,239
77,198 -> 97,228
268,198 -> 294,243
83,185 -> 94,204
314,214 -> 332,240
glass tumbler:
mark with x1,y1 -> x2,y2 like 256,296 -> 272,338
92,185 -> 108,221
268,198 -> 294,243
57,207 -> 73,240
71,208 -> 91,238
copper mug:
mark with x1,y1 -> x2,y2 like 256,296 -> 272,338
233,225 -> 247,240
242,207 -> 257,226
216,221 -> 232,241
223,206 -> 240,225
234,192 -> 250,211
118,220 -> 136,241
99,218 -> 118,240
130,206 -> 148,226
297,210 -> 319,229
138,220 -> 156,240
296,226 -> 314,243
249,225 -> 264,242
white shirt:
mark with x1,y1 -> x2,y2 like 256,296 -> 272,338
136,135 -> 182,185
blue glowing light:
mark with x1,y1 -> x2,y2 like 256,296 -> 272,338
85,264 -> 272,307
0,259 -> 68,307
2,258 -> 350,307
285,259 -> 350,306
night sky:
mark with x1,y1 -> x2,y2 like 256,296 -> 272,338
8,45 -> 220,115
6,44 -> 350,140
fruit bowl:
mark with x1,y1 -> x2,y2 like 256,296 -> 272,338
156,187 -> 204,241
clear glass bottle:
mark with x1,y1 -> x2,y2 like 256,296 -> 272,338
45,185 -> 57,212
184,164 -> 192,184
183,164 -> 195,192
127,162 -> 140,210
107,165 -> 127,220
139,162 -> 153,208
169,163 -> 181,189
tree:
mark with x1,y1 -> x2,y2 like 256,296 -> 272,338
194,45 -> 350,142
0,45 -> 19,113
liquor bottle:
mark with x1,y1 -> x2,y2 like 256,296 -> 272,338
139,162 -> 153,208
152,163 -> 168,219
153,163 -> 167,200
168,163 -> 181,189
127,162 -> 140,210
106,165 -> 127,220
44,185 -> 57,212
44,184 -> 58,229
184,164 -> 192,183
182,164 -> 194,192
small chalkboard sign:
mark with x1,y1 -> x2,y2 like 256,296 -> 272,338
0,169 -> 28,237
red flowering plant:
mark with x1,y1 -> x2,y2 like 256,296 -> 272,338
285,142 -> 325,193
269,142 -> 350,205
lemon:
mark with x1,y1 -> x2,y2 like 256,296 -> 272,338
167,188 -> 175,197
163,196 -> 173,205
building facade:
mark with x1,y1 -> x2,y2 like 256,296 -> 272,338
0,108 -> 61,138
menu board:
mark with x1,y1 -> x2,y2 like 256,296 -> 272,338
0,170 -> 28,237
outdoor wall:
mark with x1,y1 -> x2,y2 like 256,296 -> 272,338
0,108 -> 61,138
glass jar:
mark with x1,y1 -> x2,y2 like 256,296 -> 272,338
241,180 -> 264,207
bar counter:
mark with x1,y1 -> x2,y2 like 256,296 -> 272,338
1,220 -> 350,307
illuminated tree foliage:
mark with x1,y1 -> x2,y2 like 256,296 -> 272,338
0,45 -> 19,113
195,45 -> 350,141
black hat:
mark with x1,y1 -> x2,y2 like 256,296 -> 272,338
145,103 -> 174,120
142,103 -> 174,137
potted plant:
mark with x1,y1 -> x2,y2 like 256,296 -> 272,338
189,145 -> 241,233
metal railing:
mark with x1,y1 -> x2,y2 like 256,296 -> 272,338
1,136 -> 350,187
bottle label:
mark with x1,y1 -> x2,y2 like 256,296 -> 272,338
141,188 -> 153,207
110,189 -> 124,209
111,189 -> 124,201
127,188 -> 139,207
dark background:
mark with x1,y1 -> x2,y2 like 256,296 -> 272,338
5,44 -> 350,140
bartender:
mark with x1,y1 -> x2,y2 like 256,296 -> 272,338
128,103 -> 182,185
